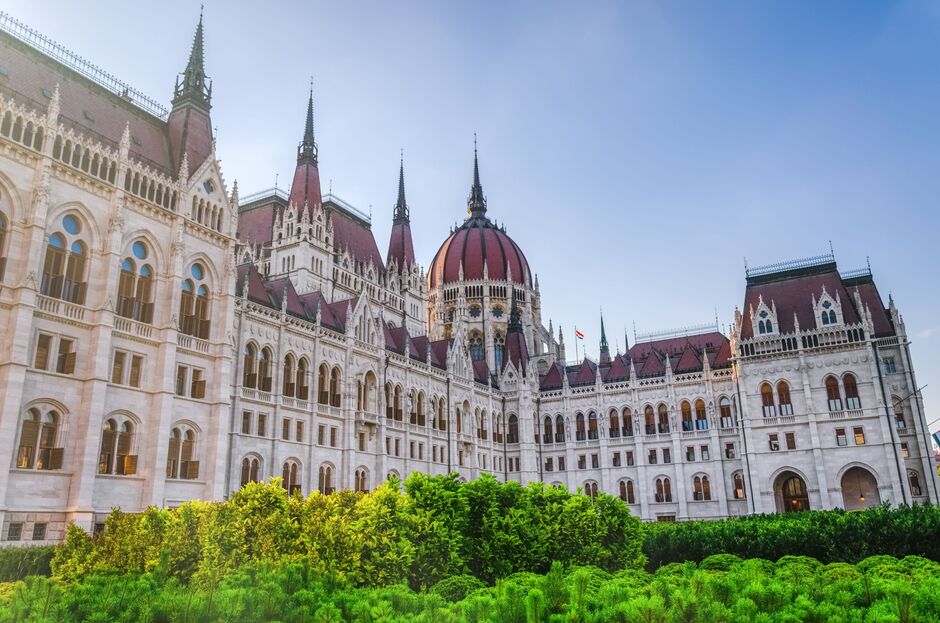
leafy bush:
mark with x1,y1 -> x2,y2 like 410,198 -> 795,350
49,474 -> 645,588
643,503 -> 940,568
0,547 -> 55,582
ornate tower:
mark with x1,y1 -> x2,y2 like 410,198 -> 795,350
288,86 -> 322,212
167,10 -> 214,176
386,156 -> 426,335
599,311 -> 610,364
386,156 -> 416,270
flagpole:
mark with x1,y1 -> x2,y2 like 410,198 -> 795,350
574,325 -> 579,363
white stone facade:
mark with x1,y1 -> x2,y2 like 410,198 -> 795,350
0,15 -> 936,546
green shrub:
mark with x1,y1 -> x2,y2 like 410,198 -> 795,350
5,554 -> 940,622
429,574 -> 486,602
642,504 -> 940,569
0,546 -> 55,582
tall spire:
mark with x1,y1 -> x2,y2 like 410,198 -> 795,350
386,154 -> 416,269
599,310 -> 610,364
467,134 -> 487,220
393,151 -> 409,224
288,86 -> 322,211
173,6 -> 211,111
298,80 -> 318,162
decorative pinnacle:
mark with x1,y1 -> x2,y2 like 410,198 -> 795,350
467,133 -> 487,219
508,287 -> 522,333
298,80 -> 318,162
600,309 -> 609,356
393,150 -> 409,223
174,7 -> 211,108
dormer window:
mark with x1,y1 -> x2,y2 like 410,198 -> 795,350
757,310 -> 773,334
751,298 -> 777,336
820,300 -> 837,325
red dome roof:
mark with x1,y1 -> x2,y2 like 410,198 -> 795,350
428,220 -> 531,289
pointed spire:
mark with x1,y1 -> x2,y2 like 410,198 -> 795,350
599,310 -> 610,364
467,134 -> 487,219
393,151 -> 409,223
298,80 -> 318,162
173,7 -> 211,110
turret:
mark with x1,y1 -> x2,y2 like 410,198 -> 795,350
168,10 -> 214,176
386,155 -> 416,269
288,86 -> 322,213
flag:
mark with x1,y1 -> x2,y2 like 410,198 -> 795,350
575,329 -> 584,340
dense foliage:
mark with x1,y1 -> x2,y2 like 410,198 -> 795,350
3,554 -> 939,622
643,503 -> 940,569
0,546 -> 55,582
49,474 -> 645,588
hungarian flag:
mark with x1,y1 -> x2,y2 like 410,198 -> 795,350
575,329 -> 584,340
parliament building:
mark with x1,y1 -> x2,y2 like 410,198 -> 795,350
0,13 -> 936,544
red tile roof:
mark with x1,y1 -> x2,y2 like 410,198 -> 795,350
288,160 -> 322,214
329,207 -> 385,272
674,344 -> 702,373
0,30 -> 176,175
387,221 -> 416,269
740,263 -> 894,339
503,330 -> 529,375
539,361 -> 565,390
571,358 -> 597,386
604,354 -> 630,381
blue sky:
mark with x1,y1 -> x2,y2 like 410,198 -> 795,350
7,1 -> 940,429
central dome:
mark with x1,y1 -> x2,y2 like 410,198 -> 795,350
428,219 -> 531,289
428,148 -> 531,289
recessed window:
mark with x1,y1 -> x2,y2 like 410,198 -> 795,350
491,306 -> 504,318
853,427 -> 866,445
203,180 -> 214,194
32,523 -> 47,541
769,433 -> 779,451
132,241 -> 147,260
835,428 -> 847,447
191,263 -> 204,280
0,65 -> 9,77
469,305 -> 481,318
7,523 -> 22,541
41,88 -> 52,98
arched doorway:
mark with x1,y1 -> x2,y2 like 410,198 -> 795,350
841,466 -> 880,510
774,471 -> 810,513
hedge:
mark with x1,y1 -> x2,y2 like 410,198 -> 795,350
643,503 -> 940,569
0,546 -> 55,582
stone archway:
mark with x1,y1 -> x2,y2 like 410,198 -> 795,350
841,466 -> 880,510
774,470 -> 810,513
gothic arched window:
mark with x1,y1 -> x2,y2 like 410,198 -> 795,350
117,240 -> 155,323
16,407 -> 61,470
179,262 -> 211,339
41,214 -> 88,304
